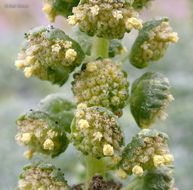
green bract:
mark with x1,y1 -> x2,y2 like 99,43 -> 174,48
129,18 -> 178,68
18,162 -> 70,190
130,72 -> 174,128
15,26 -> 84,86
38,94 -> 76,133
72,59 -> 129,116
43,0 -> 80,22
68,0 -> 142,39
71,105 -> 124,158
15,110 -> 69,159
119,129 -> 174,176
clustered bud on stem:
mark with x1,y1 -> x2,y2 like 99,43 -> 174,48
14,0 -> 179,189
72,59 -> 129,116
71,104 -> 124,158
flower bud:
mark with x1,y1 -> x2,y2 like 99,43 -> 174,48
129,18 -> 178,68
71,105 -> 124,158
15,110 -> 69,159
72,59 -> 129,116
18,162 -> 69,189
119,129 -> 174,176
130,72 -> 174,128
42,0 -> 80,22
69,0 -> 142,39
15,26 -> 84,86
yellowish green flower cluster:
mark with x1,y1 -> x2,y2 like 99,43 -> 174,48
122,167 -> 178,190
131,0 -> 154,10
118,129 -> 174,178
130,72 -> 174,128
42,0 -> 80,22
68,0 -> 142,39
15,26 -> 84,86
130,18 -> 178,68
72,59 -> 129,116
71,104 -> 124,158
18,162 -> 69,190
15,111 -> 69,159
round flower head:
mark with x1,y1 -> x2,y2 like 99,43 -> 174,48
129,18 -> 178,68
131,0 -> 154,10
68,0 -> 142,39
71,105 -> 124,158
118,129 -> 174,177
15,110 -> 69,159
38,94 -> 76,133
15,26 -> 84,86
72,59 -> 129,116
42,0 -> 80,22
18,162 -> 70,190
130,72 -> 174,128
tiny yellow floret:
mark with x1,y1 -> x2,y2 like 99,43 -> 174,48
132,165 -> 143,176
68,15 -> 78,26
90,5 -> 100,16
163,154 -> 174,165
21,133 -> 32,144
168,32 -> 179,43
24,67 -> 34,78
103,144 -> 114,156
93,132 -> 103,141
26,56 -> 35,65
86,62 -> 97,72
42,3 -> 53,14
77,103 -> 87,110
125,17 -> 143,30
43,139 -> 54,150
24,149 -> 33,160
65,49 -> 77,62
15,60 -> 24,69
153,155 -> 165,167
118,169 -> 128,179
78,119 -> 89,129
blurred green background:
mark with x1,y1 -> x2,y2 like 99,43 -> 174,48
0,0 -> 193,189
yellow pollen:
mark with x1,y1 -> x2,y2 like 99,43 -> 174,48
26,56 -> 35,65
15,60 -> 25,69
168,32 -> 179,43
125,17 -> 143,30
163,154 -> 174,165
93,132 -> 103,141
90,5 -> 99,16
43,139 -> 54,150
65,49 -> 77,61
132,165 -> 143,176
103,144 -> 114,156
21,133 -> 32,144
42,3 -> 53,14
78,119 -> 89,129
68,15 -> 78,26
77,103 -> 87,110
86,62 -> 97,72
24,67 -> 34,78
24,149 -> 34,160
153,155 -> 165,167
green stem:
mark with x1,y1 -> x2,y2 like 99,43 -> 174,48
121,178 -> 141,190
91,36 -> 109,58
120,53 -> 129,63
85,156 -> 106,190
